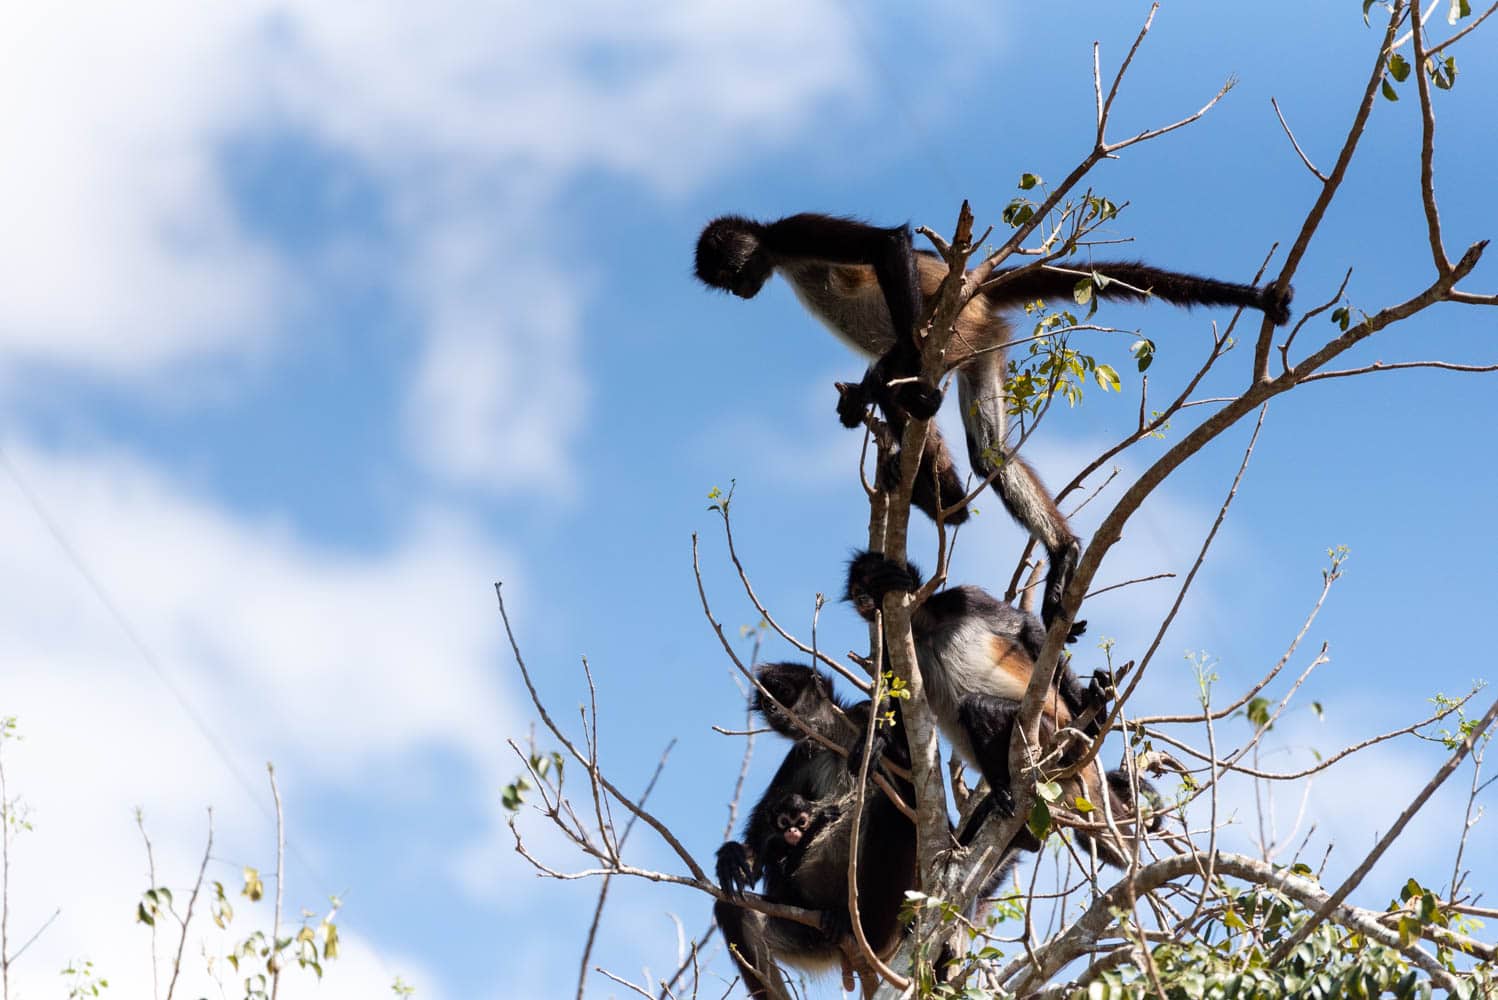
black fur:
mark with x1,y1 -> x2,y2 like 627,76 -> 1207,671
845,552 -> 1155,868
979,259 -> 1294,326
714,662 -> 918,998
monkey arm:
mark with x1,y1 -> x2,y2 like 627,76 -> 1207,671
716,840 -> 759,897
760,214 -> 944,423
762,214 -> 922,339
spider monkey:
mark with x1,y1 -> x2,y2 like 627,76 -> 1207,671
715,662 -> 919,1000
695,213 -> 1294,633
845,551 -> 1159,867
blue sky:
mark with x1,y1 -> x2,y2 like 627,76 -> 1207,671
2,3 -> 1494,998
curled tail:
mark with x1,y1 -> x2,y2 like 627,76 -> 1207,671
983,260 -> 1293,326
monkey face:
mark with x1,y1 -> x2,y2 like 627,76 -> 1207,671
849,587 -> 878,623
776,809 -> 811,846
773,793 -> 816,847
694,216 -> 772,298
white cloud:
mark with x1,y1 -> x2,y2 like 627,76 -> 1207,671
0,3 -> 279,377
0,438 -> 519,995
0,0 -> 873,496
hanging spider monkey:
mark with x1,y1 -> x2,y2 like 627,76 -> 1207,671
844,551 -> 1161,868
695,212 -> 1294,634
715,661 -> 919,999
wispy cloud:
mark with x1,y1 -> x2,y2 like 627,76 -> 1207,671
0,437 -> 518,994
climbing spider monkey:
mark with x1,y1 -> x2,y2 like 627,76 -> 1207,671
696,212 -> 1292,633
845,550 -> 1160,866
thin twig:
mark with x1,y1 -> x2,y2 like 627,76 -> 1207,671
136,808 -> 160,1000
1267,696 -> 1498,964
1270,97 -> 1327,181
268,766 -> 284,1000
576,741 -> 677,1000
165,809 -> 213,1000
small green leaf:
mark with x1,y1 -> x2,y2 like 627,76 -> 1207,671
1073,278 -> 1094,306
1003,200 -> 1036,227
1130,338 -> 1155,372
1094,363 -> 1121,393
1450,0 -> 1471,24
1246,697 -> 1272,730
243,866 -> 265,902
1381,75 -> 1400,101
1073,795 -> 1095,814
1027,799 -> 1052,840
1388,53 -> 1410,81
1036,780 -> 1063,803
1018,173 -> 1042,190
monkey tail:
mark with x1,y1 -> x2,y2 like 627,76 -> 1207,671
982,260 -> 1293,326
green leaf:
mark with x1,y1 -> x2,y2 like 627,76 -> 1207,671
243,866 -> 265,902
1381,76 -> 1399,101
1094,363 -> 1121,393
1430,55 -> 1458,90
1036,780 -> 1063,803
1003,200 -> 1036,227
1130,338 -> 1155,372
1450,0 -> 1472,24
1027,799 -> 1052,840
1246,697 -> 1272,730
1073,278 -> 1094,306
1388,53 -> 1410,81
1073,795 -> 1095,814
1018,173 -> 1042,190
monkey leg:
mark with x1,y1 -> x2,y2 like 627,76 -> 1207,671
956,357 -> 1082,635
714,900 -> 794,1000
869,411 -> 970,524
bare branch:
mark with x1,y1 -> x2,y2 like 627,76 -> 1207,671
1302,358 -> 1498,382
165,809 -> 213,1000
1270,97 -> 1328,181
576,741 -> 677,1000
496,582 -> 710,884
1267,695 -> 1498,964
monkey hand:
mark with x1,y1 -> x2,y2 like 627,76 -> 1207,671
892,377 -> 943,421
836,378 -> 872,428
715,841 -> 756,898
1083,669 -> 1115,711
1066,619 -> 1088,644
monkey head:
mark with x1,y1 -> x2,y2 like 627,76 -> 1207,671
844,551 -> 923,623
695,216 -> 773,299
772,793 -> 817,848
